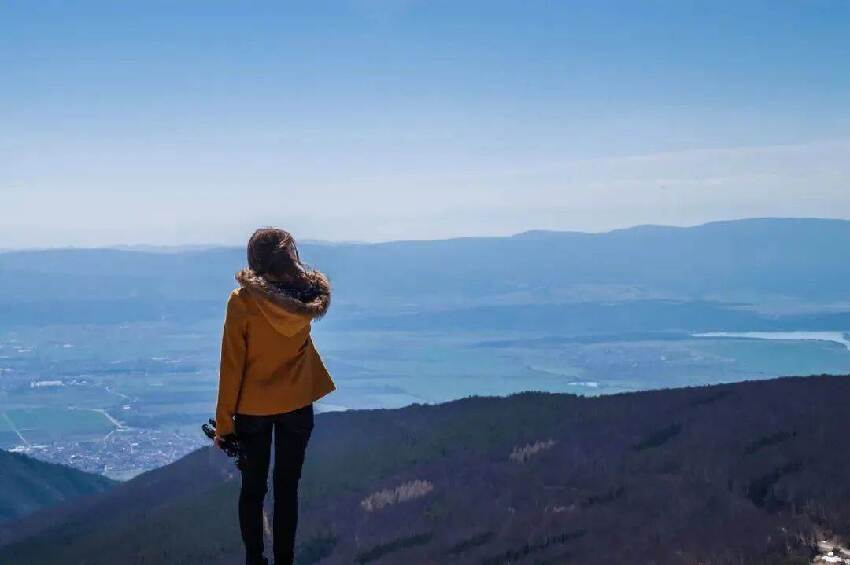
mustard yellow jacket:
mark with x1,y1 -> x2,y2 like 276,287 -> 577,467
214,268 -> 336,437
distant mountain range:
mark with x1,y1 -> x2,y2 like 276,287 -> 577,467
2,218 -> 849,330
2,374 -> 849,564
0,449 -> 114,524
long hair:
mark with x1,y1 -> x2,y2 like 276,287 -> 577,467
246,228 -> 307,283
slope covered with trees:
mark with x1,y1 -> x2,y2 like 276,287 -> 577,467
2,375 -> 849,564
0,449 -> 114,523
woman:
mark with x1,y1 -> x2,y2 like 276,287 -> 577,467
215,228 -> 335,565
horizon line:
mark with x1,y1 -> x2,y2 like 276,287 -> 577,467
1,216 -> 848,254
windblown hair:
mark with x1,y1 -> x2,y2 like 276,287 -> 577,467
246,227 -> 305,281
238,228 -> 331,318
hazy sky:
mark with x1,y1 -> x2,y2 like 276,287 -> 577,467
2,0 -> 849,247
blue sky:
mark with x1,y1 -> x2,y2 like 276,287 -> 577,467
2,0 -> 849,247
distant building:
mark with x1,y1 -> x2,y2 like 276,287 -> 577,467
30,380 -> 64,388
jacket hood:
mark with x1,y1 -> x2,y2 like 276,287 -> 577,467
235,268 -> 331,336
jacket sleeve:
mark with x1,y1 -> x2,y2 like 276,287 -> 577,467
215,291 -> 248,437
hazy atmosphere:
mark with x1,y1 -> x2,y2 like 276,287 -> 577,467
3,0 -> 850,247
4,3 -> 850,564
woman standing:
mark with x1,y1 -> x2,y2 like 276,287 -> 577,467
215,228 -> 335,565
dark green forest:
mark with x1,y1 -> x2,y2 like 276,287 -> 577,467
0,449 -> 113,523
2,374 -> 849,564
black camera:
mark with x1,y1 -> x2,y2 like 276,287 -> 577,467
202,419 -> 243,466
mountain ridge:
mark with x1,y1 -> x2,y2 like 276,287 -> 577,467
3,374 -> 849,564
3,217 -> 848,252
0,449 -> 114,525
4,217 -> 850,328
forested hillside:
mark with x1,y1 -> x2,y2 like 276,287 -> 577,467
2,375 -> 849,564
0,449 -> 114,523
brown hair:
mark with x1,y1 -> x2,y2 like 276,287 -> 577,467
246,228 -> 305,282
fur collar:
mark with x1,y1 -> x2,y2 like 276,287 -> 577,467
235,268 -> 331,320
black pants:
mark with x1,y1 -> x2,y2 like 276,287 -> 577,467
235,404 -> 314,565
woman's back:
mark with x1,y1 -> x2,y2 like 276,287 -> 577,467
216,269 -> 335,428
214,227 -> 335,565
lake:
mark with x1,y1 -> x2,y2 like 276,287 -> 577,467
693,331 -> 850,352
